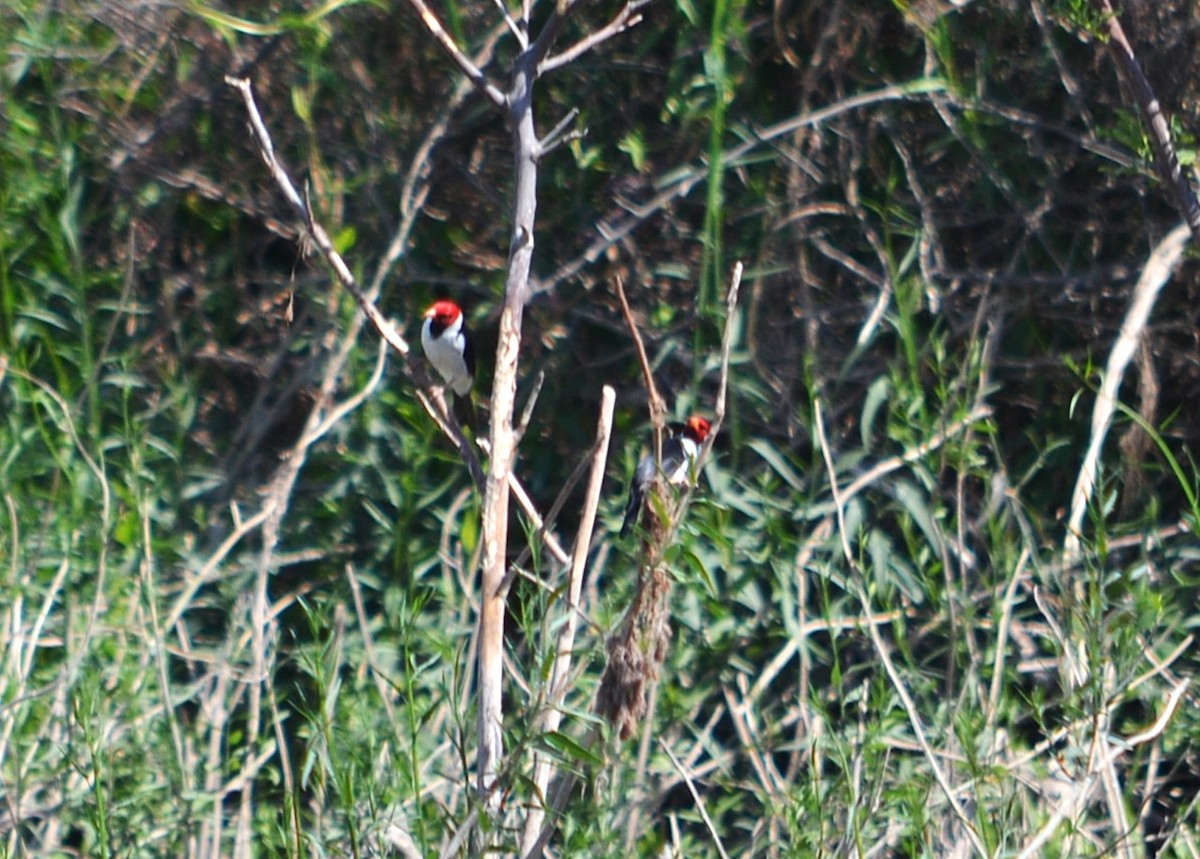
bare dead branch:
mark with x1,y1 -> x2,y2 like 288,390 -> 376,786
526,1 -> 570,69
369,23 -> 507,297
508,474 -> 572,568
502,441 -> 597,596
400,0 -> 506,106
536,124 -> 585,160
224,75 -> 485,490
475,3 -> 578,821
514,369 -> 546,443
660,740 -> 732,859
535,107 -> 580,158
539,0 -> 650,74
164,502 -> 277,630
222,74 -> 499,849
299,334 -> 389,447
1095,0 -> 1200,238
673,261 -> 743,524
709,261 -> 742,439
490,0 -> 526,47
614,274 -> 667,458
225,78 -> 407,356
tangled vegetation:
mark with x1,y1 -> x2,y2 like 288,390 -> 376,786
3,0 -> 1200,856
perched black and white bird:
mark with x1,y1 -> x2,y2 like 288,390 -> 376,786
421,299 -> 476,428
620,415 -> 712,538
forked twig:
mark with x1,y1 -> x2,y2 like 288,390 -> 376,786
400,0 -> 506,105
539,0 -> 650,74
514,370 -> 546,443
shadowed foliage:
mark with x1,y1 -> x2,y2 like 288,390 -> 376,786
4,0 -> 1200,855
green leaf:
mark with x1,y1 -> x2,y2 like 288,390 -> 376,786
541,730 -> 604,766
862,376 -> 890,452
333,226 -> 357,254
747,439 -> 805,493
461,508 -> 478,554
291,85 -> 312,124
617,130 -> 646,172
677,546 -> 717,596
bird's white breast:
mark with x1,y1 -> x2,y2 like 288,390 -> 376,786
421,315 -> 472,396
666,436 -> 699,484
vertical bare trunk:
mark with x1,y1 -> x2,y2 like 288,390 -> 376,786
476,56 -> 540,812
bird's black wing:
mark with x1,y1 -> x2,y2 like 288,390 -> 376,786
462,329 -> 476,379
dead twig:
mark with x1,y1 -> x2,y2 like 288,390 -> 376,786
597,262 -> 742,740
614,273 -> 667,459
539,0 -> 649,74
661,739 -> 732,859
399,0 -> 506,105
1093,0 -> 1200,237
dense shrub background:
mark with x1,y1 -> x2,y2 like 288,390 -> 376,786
3,0 -> 1200,856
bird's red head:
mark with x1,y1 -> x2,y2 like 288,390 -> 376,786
424,300 -> 463,326
684,415 -> 712,442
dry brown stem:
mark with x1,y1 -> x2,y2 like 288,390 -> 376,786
614,274 -> 667,458
595,541 -> 675,740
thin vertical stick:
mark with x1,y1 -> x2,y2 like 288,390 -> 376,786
615,275 -> 667,457
519,386 -> 615,856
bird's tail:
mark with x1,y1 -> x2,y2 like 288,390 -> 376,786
619,479 -> 643,538
452,394 -> 478,435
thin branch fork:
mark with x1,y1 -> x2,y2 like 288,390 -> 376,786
401,0 -> 506,106
535,107 -> 581,159
225,77 -> 406,358
538,0 -> 650,75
